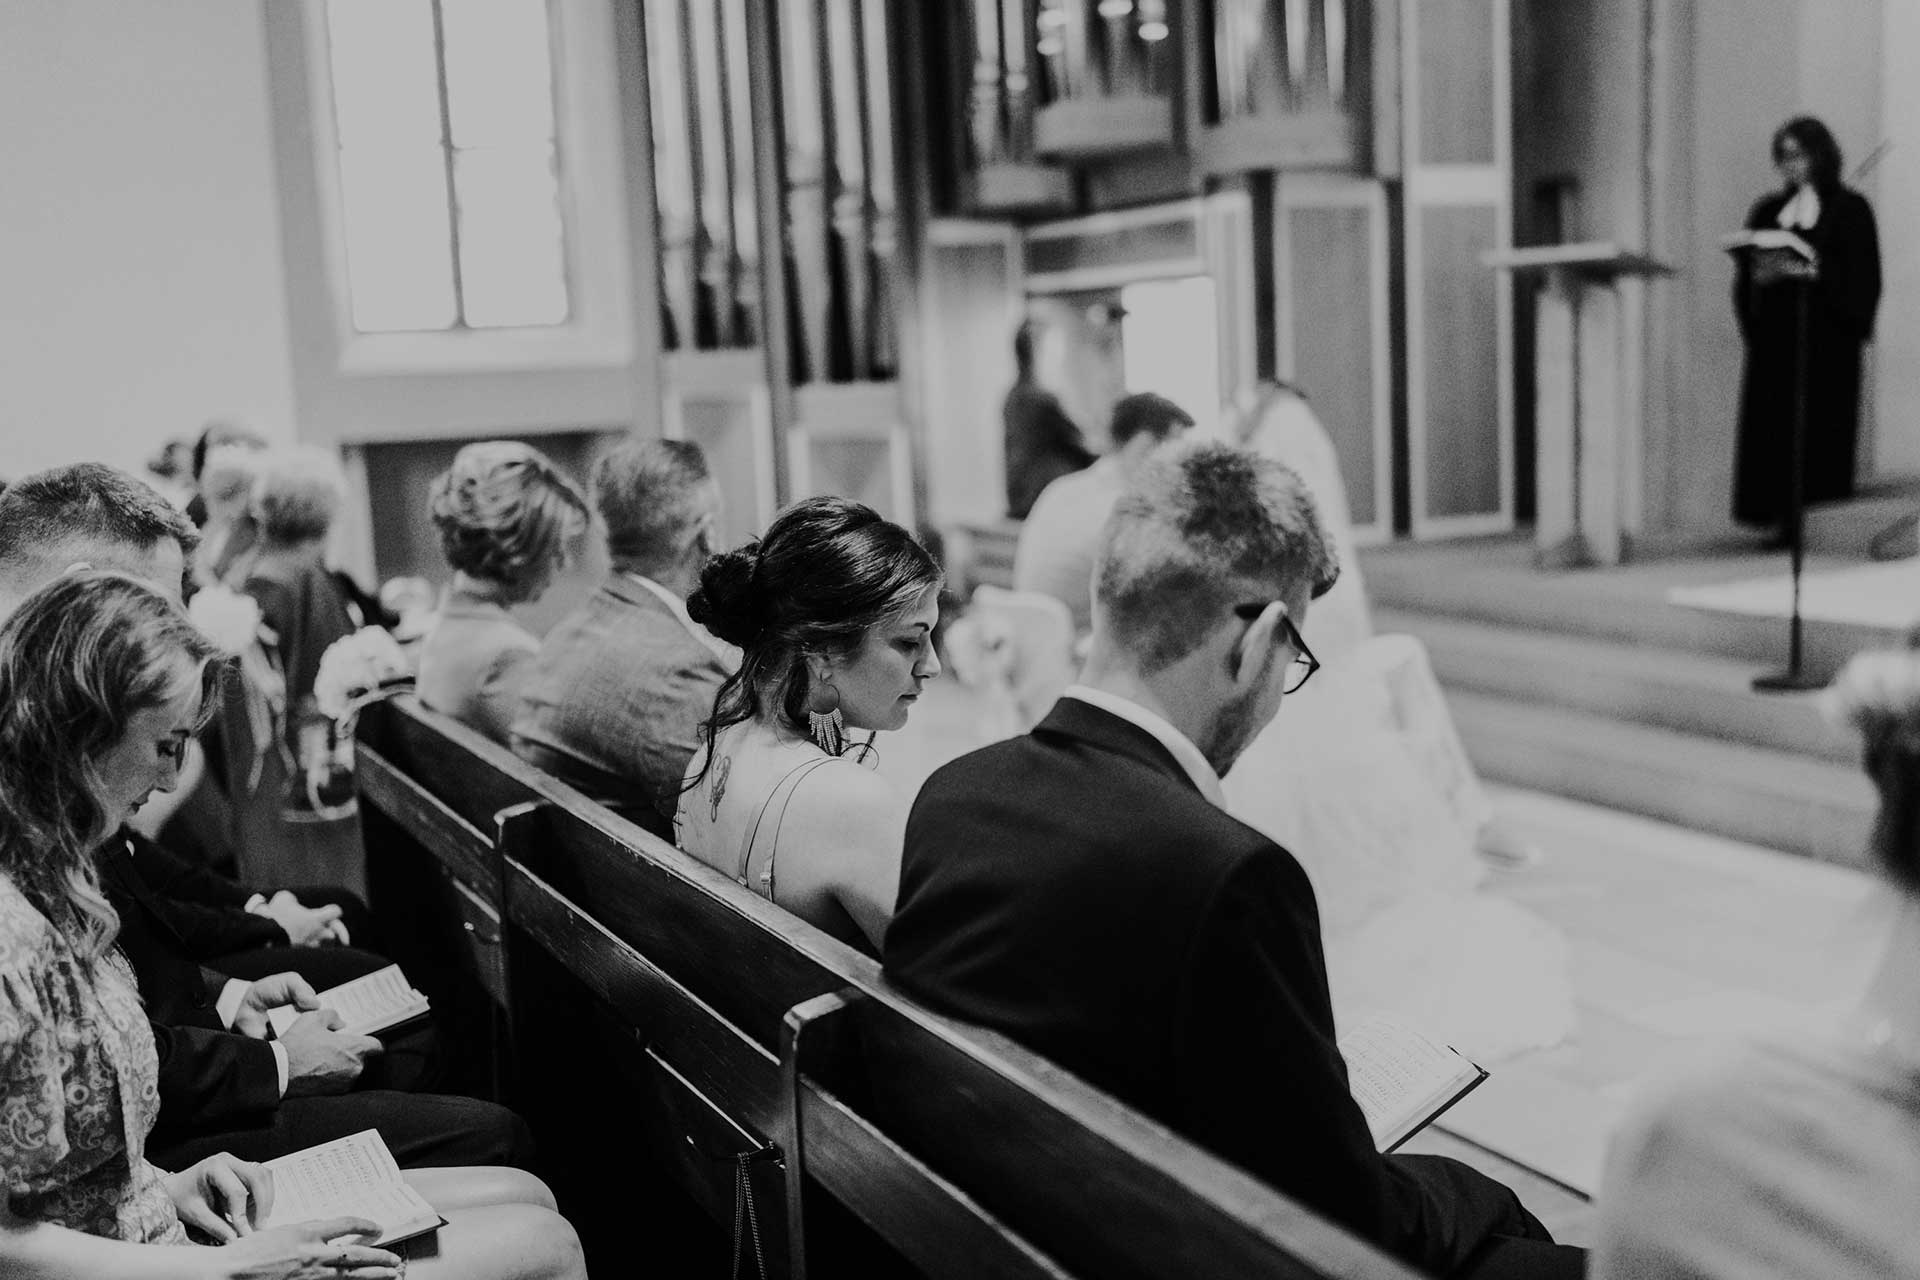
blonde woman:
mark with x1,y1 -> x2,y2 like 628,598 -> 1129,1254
418,443 -> 588,744
0,573 -> 585,1280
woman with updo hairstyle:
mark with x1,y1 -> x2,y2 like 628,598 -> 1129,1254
1595,648 -> 1920,1279
417,441 -> 588,743
0,572 -> 586,1280
676,496 -> 942,951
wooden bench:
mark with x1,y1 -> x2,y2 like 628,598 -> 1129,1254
356,698 -> 1423,1278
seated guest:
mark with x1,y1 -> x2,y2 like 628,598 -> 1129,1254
886,442 -> 1582,1277
193,442 -> 265,592
243,446 -> 359,734
1013,390 -> 1193,634
418,442 -> 589,744
1594,648 -> 1920,1280
514,438 -> 732,834
0,463 -> 533,1171
0,572 -> 585,1279
676,498 -> 941,951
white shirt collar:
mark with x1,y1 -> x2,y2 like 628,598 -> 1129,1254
622,572 -> 736,664
1063,684 -> 1225,808
1778,184 -> 1822,230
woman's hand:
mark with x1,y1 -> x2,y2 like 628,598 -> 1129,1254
215,1217 -> 402,1280
164,1153 -> 273,1241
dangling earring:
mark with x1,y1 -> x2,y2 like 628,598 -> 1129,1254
807,674 -> 844,756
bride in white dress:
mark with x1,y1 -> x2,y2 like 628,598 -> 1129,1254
1220,382 -> 1575,1063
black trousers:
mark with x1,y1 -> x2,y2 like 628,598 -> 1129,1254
1393,1154 -> 1588,1279
150,1089 -> 535,1172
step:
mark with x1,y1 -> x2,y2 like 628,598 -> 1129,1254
1362,544 -> 1899,679
1373,608 -> 1858,765
1448,689 -> 1876,867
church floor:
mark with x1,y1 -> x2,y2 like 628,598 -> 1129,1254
879,677 -> 1886,1250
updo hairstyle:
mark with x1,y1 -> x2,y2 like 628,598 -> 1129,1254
0,573 -> 221,960
1827,649 -> 1920,894
250,445 -> 347,548
687,497 -> 941,768
428,441 -> 589,599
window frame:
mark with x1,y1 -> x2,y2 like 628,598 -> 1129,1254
299,0 -> 632,374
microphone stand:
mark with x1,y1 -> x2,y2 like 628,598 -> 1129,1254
1753,266 -> 1822,692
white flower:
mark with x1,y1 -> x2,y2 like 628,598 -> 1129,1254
942,610 -> 1017,689
187,585 -> 264,655
313,627 -> 414,722
1824,649 -> 1920,740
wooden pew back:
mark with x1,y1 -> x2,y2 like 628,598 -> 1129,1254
357,698 -> 1421,1279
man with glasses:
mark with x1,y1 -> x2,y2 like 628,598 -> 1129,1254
886,441 -> 1580,1278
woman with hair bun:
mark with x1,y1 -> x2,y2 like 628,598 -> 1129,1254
1595,648 -> 1920,1278
676,496 -> 942,951
418,442 -> 589,743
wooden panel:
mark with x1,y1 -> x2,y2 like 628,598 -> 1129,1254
803,994 -> 1424,1280
1287,203 -> 1379,527
355,744 -> 500,900
1413,0 -> 1495,165
1419,204 -> 1503,519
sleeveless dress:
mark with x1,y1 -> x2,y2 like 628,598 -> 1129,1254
675,724 -> 844,908
0,875 -> 187,1244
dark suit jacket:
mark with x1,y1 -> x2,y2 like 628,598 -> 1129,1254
885,698 -> 1520,1274
1002,378 -> 1095,519
511,573 -> 732,832
96,834 -> 282,1138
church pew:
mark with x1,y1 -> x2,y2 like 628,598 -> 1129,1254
355,698 -> 1425,1278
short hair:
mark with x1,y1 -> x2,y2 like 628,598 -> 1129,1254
250,446 -> 345,547
1094,441 -> 1338,672
593,438 -> 713,574
1109,392 -> 1194,448
190,420 -> 266,483
1773,115 -> 1844,190
0,464 -> 199,593
428,441 -> 589,592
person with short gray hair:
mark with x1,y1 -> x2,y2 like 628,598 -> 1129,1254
512,438 -> 733,834
888,439 -> 1581,1278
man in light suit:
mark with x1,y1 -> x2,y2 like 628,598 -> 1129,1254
886,442 -> 1583,1278
512,439 -> 734,836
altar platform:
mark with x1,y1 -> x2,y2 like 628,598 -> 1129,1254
1363,535 -> 1899,864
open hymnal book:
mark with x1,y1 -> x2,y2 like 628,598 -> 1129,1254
256,1129 -> 444,1248
1721,227 -> 1818,263
1339,1015 -> 1490,1154
267,964 -> 430,1039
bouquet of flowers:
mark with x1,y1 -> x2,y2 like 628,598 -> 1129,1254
288,627 -> 415,822
313,626 -> 415,724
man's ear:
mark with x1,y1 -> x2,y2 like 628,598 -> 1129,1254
1228,601 -> 1284,690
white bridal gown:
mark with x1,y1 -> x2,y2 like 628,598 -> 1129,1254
1220,386 -> 1576,1064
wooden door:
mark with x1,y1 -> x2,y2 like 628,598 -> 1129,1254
1401,0 -> 1514,537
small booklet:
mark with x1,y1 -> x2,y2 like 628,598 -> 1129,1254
1721,227 -> 1818,263
1339,1015 -> 1489,1153
256,1129 -> 444,1248
267,964 -> 431,1039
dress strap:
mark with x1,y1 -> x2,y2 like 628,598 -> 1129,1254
735,756 -> 839,902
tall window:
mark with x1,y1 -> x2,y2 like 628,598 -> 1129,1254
324,0 -> 570,333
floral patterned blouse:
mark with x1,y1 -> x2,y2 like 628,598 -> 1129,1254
0,874 -> 185,1244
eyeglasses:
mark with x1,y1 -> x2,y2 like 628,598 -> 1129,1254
1233,602 -> 1320,693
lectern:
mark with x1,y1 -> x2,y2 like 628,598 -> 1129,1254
1485,243 -> 1673,567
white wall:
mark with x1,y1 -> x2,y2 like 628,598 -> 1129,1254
1873,1 -> 1920,475
0,1 -> 294,481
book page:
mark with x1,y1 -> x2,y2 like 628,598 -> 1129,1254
1339,1015 -> 1482,1150
268,964 -> 429,1038
259,1130 -> 442,1248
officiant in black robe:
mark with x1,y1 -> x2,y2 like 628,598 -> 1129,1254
1732,116 -> 1881,532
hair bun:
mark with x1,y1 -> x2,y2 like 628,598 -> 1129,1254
688,544 -> 764,647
